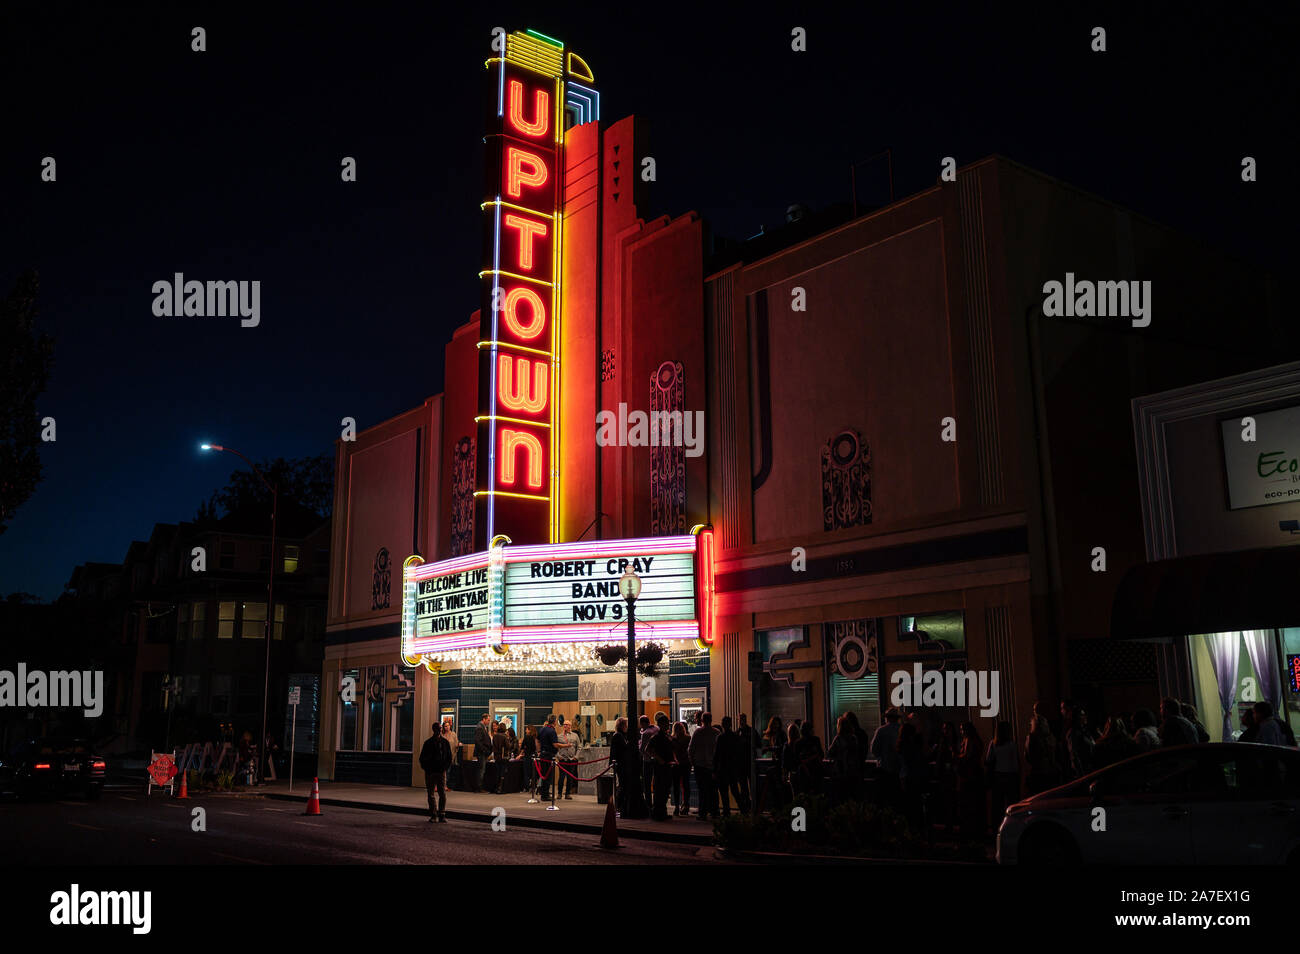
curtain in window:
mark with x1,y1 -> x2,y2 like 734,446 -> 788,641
1205,632 -> 1239,741
1242,629 -> 1279,708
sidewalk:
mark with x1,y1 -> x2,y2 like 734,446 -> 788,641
262,779 -> 714,845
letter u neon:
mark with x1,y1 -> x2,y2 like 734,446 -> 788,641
507,80 -> 550,138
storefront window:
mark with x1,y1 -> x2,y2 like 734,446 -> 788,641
829,674 -> 880,736
1190,630 -> 1286,742
825,618 -> 881,736
755,627 -> 810,746
365,666 -> 385,751
390,666 -> 415,753
900,611 -> 966,651
892,611 -> 969,746
338,668 -> 359,751
1283,628 -> 1300,739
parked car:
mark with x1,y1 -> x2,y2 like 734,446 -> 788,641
0,738 -> 107,800
997,742 -> 1300,864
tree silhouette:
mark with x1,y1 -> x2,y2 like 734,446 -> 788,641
196,454 -> 333,524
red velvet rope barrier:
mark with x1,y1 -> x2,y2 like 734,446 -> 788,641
527,754 -> 612,783
556,760 -> 613,782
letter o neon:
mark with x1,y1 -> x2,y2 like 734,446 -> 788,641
503,286 -> 546,340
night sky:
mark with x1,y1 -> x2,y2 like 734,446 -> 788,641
0,3 -> 1294,600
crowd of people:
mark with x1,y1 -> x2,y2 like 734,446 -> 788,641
608,710 -> 764,822
419,712 -> 585,811
869,696 -> 1298,841
418,696 -> 1297,830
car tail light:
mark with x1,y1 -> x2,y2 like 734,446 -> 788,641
92,760 -> 106,770
34,763 -> 51,770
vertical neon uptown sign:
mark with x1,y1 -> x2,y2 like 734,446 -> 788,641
476,30 -> 599,549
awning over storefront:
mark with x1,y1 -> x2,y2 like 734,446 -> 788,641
1111,544 -> 1300,639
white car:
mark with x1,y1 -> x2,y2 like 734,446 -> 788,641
997,743 -> 1300,864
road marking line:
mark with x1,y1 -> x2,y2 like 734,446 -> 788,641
211,851 -> 267,865
68,822 -> 104,832
223,811 -> 249,817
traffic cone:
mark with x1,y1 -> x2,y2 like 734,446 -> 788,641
304,777 -> 321,816
597,792 -> 619,850
176,770 -> 189,799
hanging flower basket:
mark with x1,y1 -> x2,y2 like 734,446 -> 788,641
593,644 -> 627,667
635,642 -> 665,677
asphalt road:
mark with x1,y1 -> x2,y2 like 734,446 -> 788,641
0,787 -> 735,865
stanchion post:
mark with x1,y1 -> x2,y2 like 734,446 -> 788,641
548,757 -> 559,811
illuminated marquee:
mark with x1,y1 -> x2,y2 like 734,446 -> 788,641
476,29 -> 598,549
402,527 -> 716,666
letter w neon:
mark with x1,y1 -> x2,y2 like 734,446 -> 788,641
498,355 -> 549,414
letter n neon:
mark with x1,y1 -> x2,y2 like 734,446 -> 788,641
500,429 -> 544,488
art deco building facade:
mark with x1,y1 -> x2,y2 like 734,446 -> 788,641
320,30 -> 1287,786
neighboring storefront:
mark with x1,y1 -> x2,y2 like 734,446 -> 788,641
1118,360 -> 1300,741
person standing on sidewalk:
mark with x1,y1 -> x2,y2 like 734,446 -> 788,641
537,715 -> 559,802
491,720 -> 512,794
420,723 -> 453,823
610,717 -> 631,815
638,715 -> 658,808
648,713 -> 675,821
519,724 -> 538,798
473,713 -> 493,793
441,719 -> 461,790
670,721 -> 691,816
557,720 -> 580,799
687,711 -> 718,819
715,716 -> 750,816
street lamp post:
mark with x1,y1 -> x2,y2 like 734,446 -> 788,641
618,569 -> 649,819
201,443 -> 278,785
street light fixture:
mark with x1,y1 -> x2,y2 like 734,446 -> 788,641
618,568 -> 649,819
201,442 -> 278,785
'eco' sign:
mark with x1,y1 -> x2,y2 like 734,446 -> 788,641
1221,405 -> 1300,509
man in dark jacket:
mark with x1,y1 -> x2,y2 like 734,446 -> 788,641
610,717 -> 630,814
736,714 -> 758,811
473,713 -> 493,793
648,713 -> 676,821
420,723 -> 453,823
537,715 -> 559,801
715,716 -> 751,815
491,722 -> 512,794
